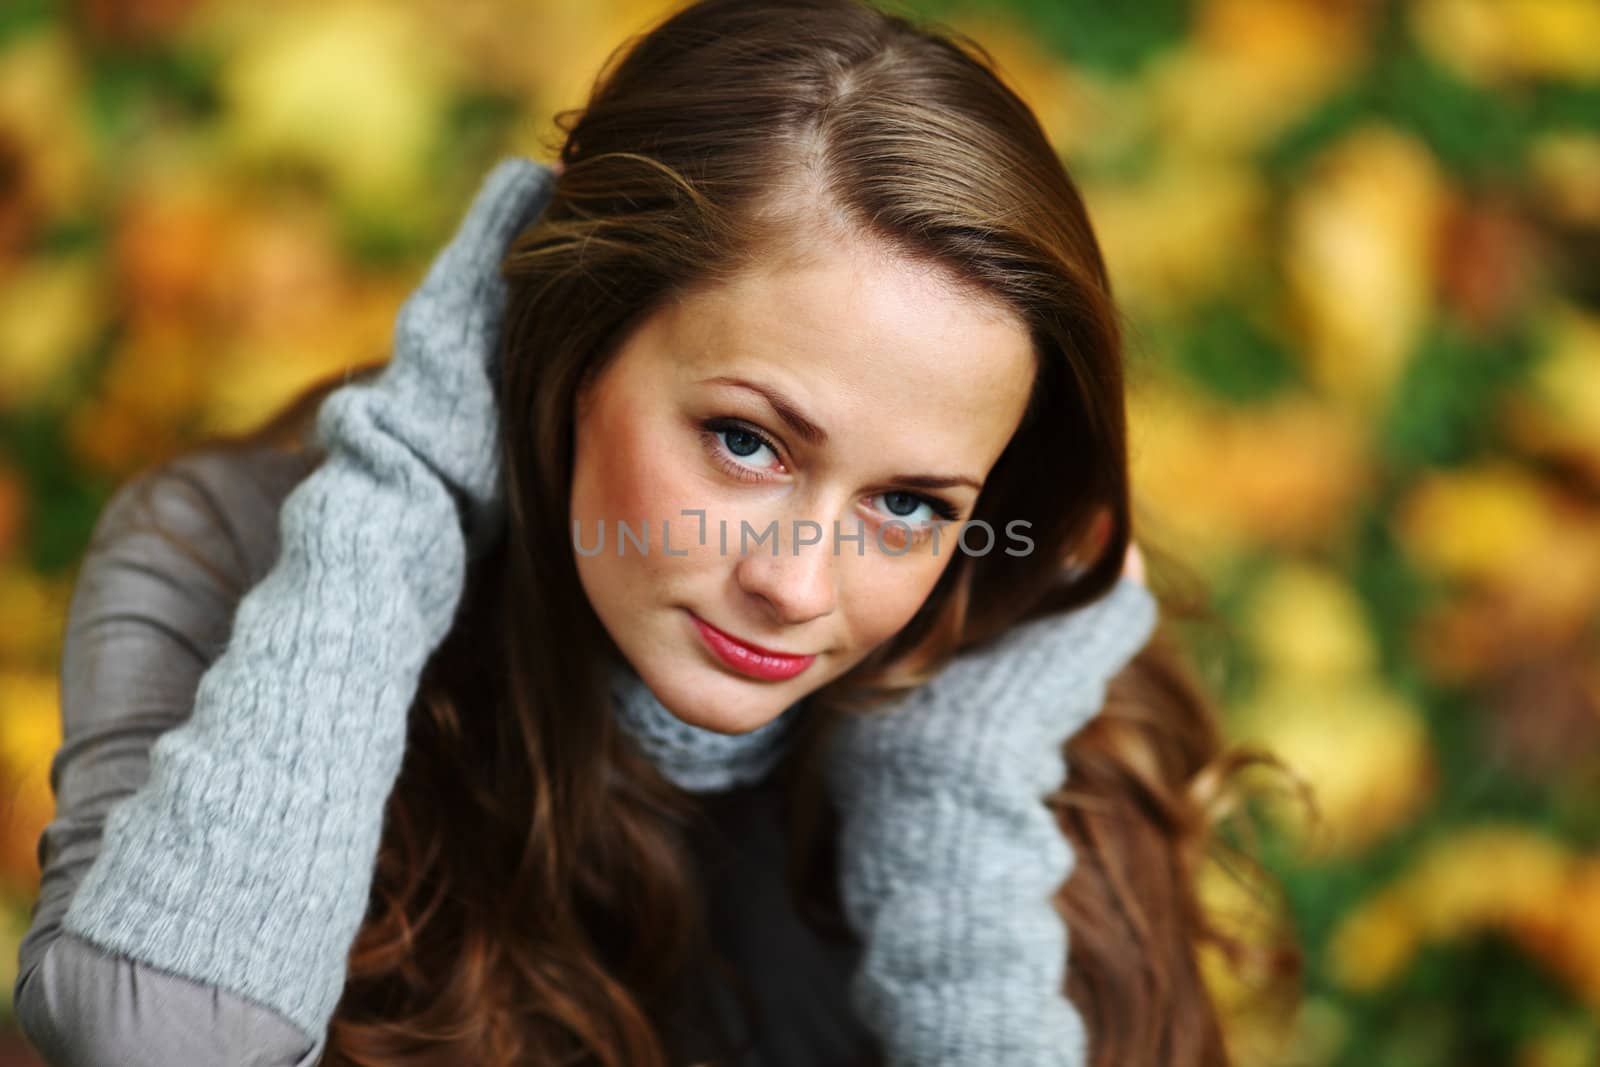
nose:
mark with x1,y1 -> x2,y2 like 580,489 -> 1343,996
732,517 -> 838,627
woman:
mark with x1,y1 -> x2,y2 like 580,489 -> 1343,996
15,0 -> 1297,1064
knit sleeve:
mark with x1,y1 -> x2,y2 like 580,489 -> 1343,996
54,156 -> 556,1044
821,576 -> 1159,1066
13,447 -> 328,1067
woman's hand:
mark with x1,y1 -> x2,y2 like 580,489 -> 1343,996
1124,541 -> 1145,584
324,157 -> 556,560
821,576 -> 1159,1064
54,159 -> 563,1046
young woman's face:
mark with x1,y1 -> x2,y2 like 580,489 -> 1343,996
569,234 -> 1036,734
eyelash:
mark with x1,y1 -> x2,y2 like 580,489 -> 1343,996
697,417 -> 962,536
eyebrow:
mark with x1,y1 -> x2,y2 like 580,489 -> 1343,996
699,375 -> 985,492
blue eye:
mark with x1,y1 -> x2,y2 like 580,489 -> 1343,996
699,418 -> 783,483
874,490 -> 959,527
700,422 -> 780,479
721,427 -> 767,460
883,491 -> 920,517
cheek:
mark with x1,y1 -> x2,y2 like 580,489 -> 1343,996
574,412 -> 675,528
842,555 -> 950,651
570,406 -> 712,590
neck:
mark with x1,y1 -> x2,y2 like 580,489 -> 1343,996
605,657 -> 807,793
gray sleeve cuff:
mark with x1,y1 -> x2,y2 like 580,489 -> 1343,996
16,933 -> 323,1067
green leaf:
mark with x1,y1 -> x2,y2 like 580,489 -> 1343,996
0,409 -> 114,577
1261,84 -> 1375,182
1377,319 -> 1538,470
1378,48 -> 1528,181
908,0 -> 1192,78
0,0 -> 58,47
1168,301 -> 1301,405
1528,81 -> 1600,136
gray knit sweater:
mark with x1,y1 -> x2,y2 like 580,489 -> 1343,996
46,157 -> 1158,1065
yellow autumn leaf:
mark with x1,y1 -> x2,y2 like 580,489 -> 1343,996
0,28 -> 98,225
1523,859 -> 1600,1015
0,567 -> 71,666
1231,676 -> 1435,861
1244,562 -> 1378,680
397,0 -> 579,98
447,0 -> 682,132
216,2 -> 455,204
0,670 -> 61,893
66,324 -> 211,477
1192,853 -> 1314,1066
112,171 -> 237,331
1084,161 -> 1268,316
201,338 -> 367,438
1327,885 -> 1419,991
1504,302 -> 1600,475
199,272 -> 408,437
1284,125 -> 1446,414
213,198 -> 348,341
1129,381 -> 1370,566
1528,133 -> 1600,227
1402,824 -> 1573,942
1411,0 -> 1600,84
1328,825 -> 1576,994
1147,0 -> 1370,157
1398,462 -> 1554,587
0,255 -> 106,412
0,671 -> 60,780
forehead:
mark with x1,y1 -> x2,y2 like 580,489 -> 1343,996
650,236 -> 1037,475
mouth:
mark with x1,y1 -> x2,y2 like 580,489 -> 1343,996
688,610 -> 817,682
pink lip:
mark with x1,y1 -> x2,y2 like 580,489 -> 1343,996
690,612 -> 816,681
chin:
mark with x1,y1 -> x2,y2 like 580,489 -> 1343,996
652,671 -> 790,736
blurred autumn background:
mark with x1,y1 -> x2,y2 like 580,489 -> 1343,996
1,0 -> 1597,1063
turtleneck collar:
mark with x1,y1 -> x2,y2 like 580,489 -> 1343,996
605,656 -> 809,794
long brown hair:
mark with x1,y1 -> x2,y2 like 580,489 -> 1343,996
183,1 -> 1306,1063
